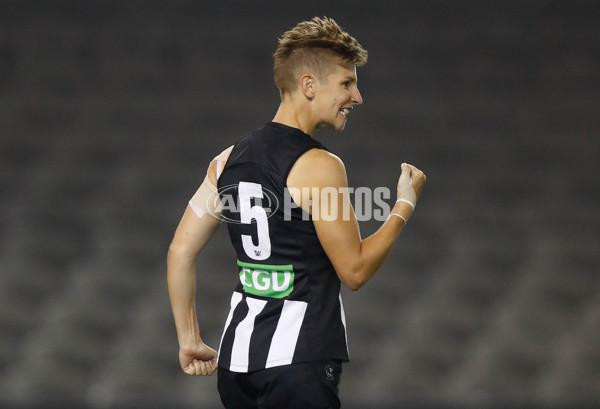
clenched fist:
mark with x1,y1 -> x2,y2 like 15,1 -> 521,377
180,342 -> 218,376
397,163 -> 426,209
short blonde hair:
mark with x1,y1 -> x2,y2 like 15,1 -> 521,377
273,17 -> 368,97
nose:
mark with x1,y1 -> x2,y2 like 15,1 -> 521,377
352,86 -> 363,105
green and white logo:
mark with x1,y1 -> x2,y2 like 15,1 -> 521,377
237,260 -> 295,298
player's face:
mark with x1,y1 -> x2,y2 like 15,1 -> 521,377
313,63 -> 363,131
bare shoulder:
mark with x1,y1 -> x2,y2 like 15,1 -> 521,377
303,148 -> 343,165
207,145 -> 234,185
298,148 -> 346,174
288,148 -> 348,189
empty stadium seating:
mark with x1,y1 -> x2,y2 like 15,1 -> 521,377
0,1 -> 598,408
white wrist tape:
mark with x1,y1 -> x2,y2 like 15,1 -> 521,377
397,165 -> 417,209
389,213 -> 408,224
189,174 -> 223,219
396,198 -> 415,210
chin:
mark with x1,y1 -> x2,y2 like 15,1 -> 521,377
336,117 -> 348,131
316,117 -> 348,132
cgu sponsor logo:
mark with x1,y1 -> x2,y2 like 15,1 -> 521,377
237,260 -> 294,298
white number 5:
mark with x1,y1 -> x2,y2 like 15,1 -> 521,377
239,181 -> 271,260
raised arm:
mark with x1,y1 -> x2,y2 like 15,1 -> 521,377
287,149 -> 425,291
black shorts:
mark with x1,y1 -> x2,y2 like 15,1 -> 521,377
217,360 -> 343,409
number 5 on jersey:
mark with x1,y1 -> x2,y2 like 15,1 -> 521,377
239,181 -> 271,261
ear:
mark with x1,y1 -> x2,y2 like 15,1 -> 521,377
300,74 -> 316,99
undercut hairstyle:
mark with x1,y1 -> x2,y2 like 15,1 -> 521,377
273,17 -> 368,98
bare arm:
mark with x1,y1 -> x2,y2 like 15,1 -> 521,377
167,148 -> 232,376
287,149 -> 425,291
168,205 -> 220,375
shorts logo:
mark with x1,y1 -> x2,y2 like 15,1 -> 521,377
237,260 -> 294,298
325,365 -> 335,381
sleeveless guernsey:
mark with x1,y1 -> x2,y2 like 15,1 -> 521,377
216,122 -> 349,373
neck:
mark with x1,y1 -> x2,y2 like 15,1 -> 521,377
272,97 -> 315,136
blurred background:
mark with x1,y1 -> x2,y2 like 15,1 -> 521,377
0,0 -> 599,408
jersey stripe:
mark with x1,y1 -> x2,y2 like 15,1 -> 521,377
339,293 -> 349,356
247,301 -> 283,371
265,300 -> 308,368
229,297 -> 268,372
218,292 -> 243,361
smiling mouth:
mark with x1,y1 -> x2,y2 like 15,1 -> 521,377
340,108 -> 350,117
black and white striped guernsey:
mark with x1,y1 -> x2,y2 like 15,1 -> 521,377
216,122 -> 350,373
